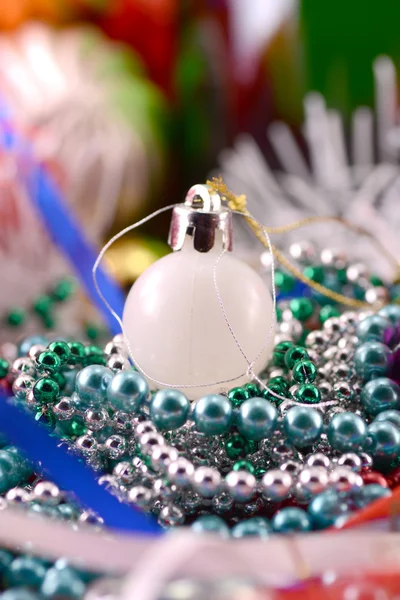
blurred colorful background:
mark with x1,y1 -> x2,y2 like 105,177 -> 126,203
1,0 -> 400,342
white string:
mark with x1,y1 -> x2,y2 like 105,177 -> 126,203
92,202 -> 288,402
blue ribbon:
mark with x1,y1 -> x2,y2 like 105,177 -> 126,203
0,109 -> 125,336
0,393 -> 161,535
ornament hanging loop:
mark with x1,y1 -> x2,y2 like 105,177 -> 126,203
169,184 -> 233,253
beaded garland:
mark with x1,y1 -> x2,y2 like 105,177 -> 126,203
0,244 -> 399,597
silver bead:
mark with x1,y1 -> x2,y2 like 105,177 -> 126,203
319,381 -> 333,400
339,311 -> 358,332
153,478 -> 177,500
33,481 -> 61,505
104,340 -> 127,356
338,335 -> 359,349
104,435 -> 128,460
271,440 -> 296,464
179,490 -> 202,514
329,467 -> 363,492
333,381 -> 355,401
281,308 -> 293,322
12,374 -> 35,400
365,286 -> 389,306
28,344 -> 46,360
158,504 -> 185,527
113,461 -> 136,485
112,411 -> 132,433
298,466 -> 329,496
346,262 -> 368,283
76,434 -> 98,456
325,406 -> 346,421
306,453 -> 331,469
6,487 -> 30,504
261,469 -> 292,501
359,452 -> 373,469
289,241 -> 316,264
135,421 -> 157,437
107,354 -> 128,372
167,458 -> 195,487
53,397 -> 76,420
212,490 -> 234,513
331,363 -> 354,381
11,357 -> 36,378
358,310 -> 374,322
139,431 -> 165,454
337,453 -> 362,472
321,248 -> 346,269
323,346 -> 338,362
150,445 -> 179,471
84,408 -> 109,431
192,466 -> 221,497
323,317 -> 342,337
336,346 -> 354,363
79,511 -> 104,527
279,319 -> 303,342
305,330 -> 328,349
280,460 -> 302,476
128,486 -> 153,509
226,470 -> 256,502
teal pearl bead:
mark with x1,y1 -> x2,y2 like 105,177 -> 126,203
361,378 -> 400,416
107,371 -> 149,413
308,489 -> 349,529
284,406 -> 323,447
272,507 -> 311,534
191,515 -> 230,538
0,550 -> 13,577
354,342 -> 393,382
1,589 -> 42,600
328,413 -> 367,452
356,315 -> 391,343
231,517 -> 271,539
18,336 -> 47,357
368,421 -> 400,458
374,410 -> 400,428
0,450 -> 25,492
379,304 -> 400,325
6,557 -> 46,588
150,389 -> 190,431
237,398 -> 277,441
41,566 -> 85,598
75,365 -> 113,407
193,395 -> 232,435
354,484 -> 391,509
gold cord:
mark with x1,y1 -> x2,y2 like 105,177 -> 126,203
207,176 -> 400,309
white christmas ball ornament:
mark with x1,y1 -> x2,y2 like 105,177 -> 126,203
122,185 -> 274,399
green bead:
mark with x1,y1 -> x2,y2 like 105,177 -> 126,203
289,298 -> 314,322
6,556 -> 46,588
255,467 -> 267,479
52,372 -> 66,391
262,384 -> 288,406
273,340 -> 294,368
232,460 -> 255,474
41,314 -> 55,330
225,434 -> 247,459
84,345 -> 107,366
268,376 -> 289,391
275,270 -> 295,292
36,351 -> 61,374
0,358 -> 9,379
304,265 -> 325,284
51,278 -> 75,302
67,342 -> 85,365
276,306 -> 283,322
284,345 -> 309,370
337,268 -> 347,284
33,377 -> 59,404
6,308 -> 26,327
370,274 -> 384,287
319,305 -> 340,324
48,341 -> 70,364
227,386 -> 250,407
35,409 -> 56,431
244,383 -> 260,397
292,359 -> 317,384
33,295 -> 53,316
58,419 -> 86,438
295,383 -> 321,404
85,323 -> 102,341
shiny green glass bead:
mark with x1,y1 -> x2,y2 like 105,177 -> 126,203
232,460 -> 255,474
328,413 -> 367,451
237,398 -> 277,440
48,341 -> 70,364
268,376 -> 289,391
370,274 -> 384,287
276,306 -> 282,322
336,268 -> 347,284
35,409 -> 56,431
225,434 -> 247,459
368,421 -> 400,458
361,378 -> 400,416
6,308 -> 26,327
304,265 -> 324,284
319,305 -> 340,324
85,323 -> 102,341
0,358 -> 9,379
33,295 -> 53,316
36,351 -> 61,374
262,384 -> 289,406
33,377 -> 60,404
292,359 -> 317,384
284,345 -> 309,370
231,517 -> 271,538
295,383 -> 321,404
58,419 -> 86,438
51,278 -> 75,302
67,342 -> 85,365
289,298 -> 314,322
244,383 -> 260,397
227,386 -> 250,407
41,566 -> 85,599
272,507 -> 311,534
6,556 -> 46,588
275,270 -> 295,292
284,406 -> 323,447
255,467 -> 267,479
84,345 -> 106,366
52,372 -> 66,391
193,394 -> 232,435
273,341 -> 294,368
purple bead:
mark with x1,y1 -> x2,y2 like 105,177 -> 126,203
392,345 -> 400,384
384,326 -> 396,347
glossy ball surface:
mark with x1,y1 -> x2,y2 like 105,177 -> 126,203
356,315 -> 391,343
191,515 -> 230,538
75,365 -> 113,407
272,507 -> 311,534
361,378 -> 400,416
231,517 -> 271,539
284,406 -> 323,447
150,389 -> 190,431
354,342 -> 393,382
107,371 -> 149,413
193,394 -> 232,435
368,421 -> 400,458
237,398 -> 277,440
328,413 -> 367,451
